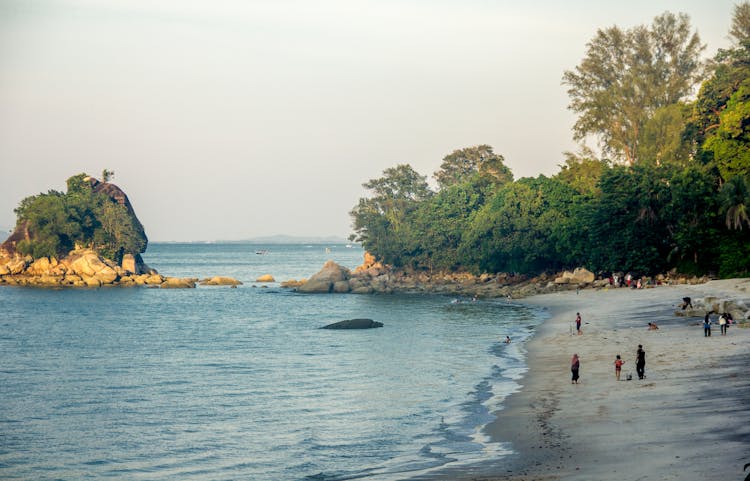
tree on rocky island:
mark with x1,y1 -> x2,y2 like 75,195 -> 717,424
8,173 -> 147,263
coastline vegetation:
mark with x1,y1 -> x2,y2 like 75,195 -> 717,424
350,7 -> 750,279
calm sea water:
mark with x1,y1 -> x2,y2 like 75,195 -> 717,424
0,243 -> 543,481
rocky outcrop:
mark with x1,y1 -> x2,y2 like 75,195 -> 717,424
285,253 -> 717,301
322,319 -> 384,329
0,249 -> 200,289
297,260 -> 350,293
256,274 -> 275,282
674,296 -> 750,321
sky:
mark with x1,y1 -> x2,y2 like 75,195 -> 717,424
0,0 -> 739,241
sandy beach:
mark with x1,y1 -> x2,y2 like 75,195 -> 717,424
450,279 -> 750,481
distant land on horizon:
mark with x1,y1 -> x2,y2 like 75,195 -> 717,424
152,235 -> 355,245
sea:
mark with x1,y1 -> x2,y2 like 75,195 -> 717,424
0,243 -> 546,481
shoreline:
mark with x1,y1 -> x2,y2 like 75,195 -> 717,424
462,279 -> 750,481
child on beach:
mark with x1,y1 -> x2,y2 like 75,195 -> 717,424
614,354 -> 625,380
575,312 -> 582,335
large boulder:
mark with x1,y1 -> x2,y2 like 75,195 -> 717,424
353,251 -> 385,277
554,267 -> 595,285
26,257 -> 56,276
68,250 -> 118,284
161,277 -> 197,289
298,260 -> 351,293
256,274 -> 275,283
6,257 -> 29,275
121,254 -> 137,274
322,318 -> 384,329
200,276 -> 243,286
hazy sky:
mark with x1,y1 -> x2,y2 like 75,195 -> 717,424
0,0 -> 738,241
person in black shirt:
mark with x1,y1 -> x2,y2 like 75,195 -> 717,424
636,344 -> 646,379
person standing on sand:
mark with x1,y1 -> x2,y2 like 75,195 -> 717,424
614,354 -> 625,381
575,312 -> 582,335
636,345 -> 646,380
571,353 -> 580,384
719,314 -> 727,335
703,312 -> 712,337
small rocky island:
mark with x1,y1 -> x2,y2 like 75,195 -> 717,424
0,173 -> 239,288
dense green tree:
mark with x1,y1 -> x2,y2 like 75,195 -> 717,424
433,145 -> 513,192
555,148 -> 609,196
350,164 -> 432,266
563,12 -> 705,165
14,191 -> 76,258
690,3 -> 750,179
701,78 -> 750,180
581,165 -> 674,273
638,103 -> 694,166
461,176 -> 580,274
730,2 -> 750,47
408,182 -> 483,271
720,176 -> 750,230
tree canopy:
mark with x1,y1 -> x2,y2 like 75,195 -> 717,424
350,7 -> 750,279
562,12 -> 705,165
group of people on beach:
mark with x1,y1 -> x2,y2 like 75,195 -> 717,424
570,311 -> 649,384
572,344 -> 647,384
703,311 -> 733,336
569,302 -> 738,385
608,272 -> 653,289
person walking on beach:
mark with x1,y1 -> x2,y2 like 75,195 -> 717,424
636,345 -> 646,380
571,353 -> 580,384
614,354 -> 625,381
703,312 -> 712,337
719,314 -> 728,335
575,312 -> 582,335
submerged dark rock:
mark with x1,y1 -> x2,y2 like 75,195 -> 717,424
322,318 -> 383,329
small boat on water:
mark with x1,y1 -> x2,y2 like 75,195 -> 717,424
255,250 -> 268,255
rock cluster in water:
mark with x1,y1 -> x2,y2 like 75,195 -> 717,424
0,249 -> 246,289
